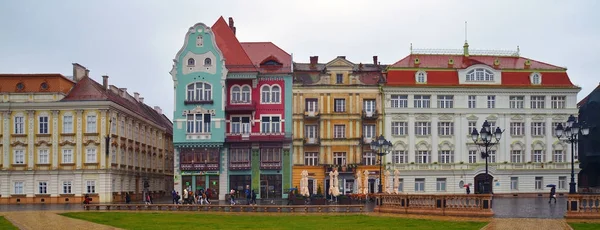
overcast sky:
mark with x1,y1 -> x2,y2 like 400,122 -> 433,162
1,0 -> 598,120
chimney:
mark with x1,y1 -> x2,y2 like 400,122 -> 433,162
119,88 -> 127,97
72,63 -> 88,82
228,17 -> 236,35
134,92 -> 140,101
102,75 -> 109,90
139,97 -> 144,103
373,56 -> 378,65
310,56 -> 318,68
154,106 -> 163,114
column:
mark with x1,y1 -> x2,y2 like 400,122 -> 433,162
431,114 -> 439,163
27,110 -> 35,170
52,110 -> 59,169
348,93 -> 354,114
76,110 -> 83,169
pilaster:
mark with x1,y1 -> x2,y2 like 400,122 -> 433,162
2,111 -> 10,169
251,148 -> 260,196
100,109 -> 108,169
27,110 -> 35,169
282,148 -> 291,198
545,116 -> 553,162
408,114 -> 415,162
524,115 -> 532,162
431,115 -> 439,163
76,109 -> 83,169
52,110 -> 59,169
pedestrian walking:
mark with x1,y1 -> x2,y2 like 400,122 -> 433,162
549,186 -> 557,203
171,190 -> 178,204
125,192 -> 131,204
245,185 -> 252,205
466,186 -> 471,195
230,189 -> 237,205
251,190 -> 257,205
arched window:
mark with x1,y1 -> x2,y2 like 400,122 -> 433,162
531,73 -> 542,85
261,85 -> 271,103
186,82 -> 212,101
187,58 -> 195,66
271,85 -> 281,103
466,68 -> 494,81
417,72 -> 425,83
241,85 -> 251,103
231,86 -> 241,103
204,58 -> 212,66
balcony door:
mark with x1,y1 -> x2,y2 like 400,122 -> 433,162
305,125 -> 318,139
231,116 -> 251,134
363,99 -> 376,113
305,99 -> 318,112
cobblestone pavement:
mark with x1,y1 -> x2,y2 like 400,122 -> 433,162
481,218 -> 572,230
493,197 -> 567,218
1,211 -> 121,230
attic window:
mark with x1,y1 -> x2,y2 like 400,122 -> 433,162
262,60 -> 282,66
415,71 -> 427,83
16,82 -> 24,91
40,82 -> 49,90
187,58 -> 195,66
466,68 -> 494,81
204,58 -> 212,66
530,73 -> 542,85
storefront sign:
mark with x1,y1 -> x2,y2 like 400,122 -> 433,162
181,171 -> 220,176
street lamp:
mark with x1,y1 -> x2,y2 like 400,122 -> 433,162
370,134 -> 392,193
471,120 -> 503,194
554,115 -> 590,194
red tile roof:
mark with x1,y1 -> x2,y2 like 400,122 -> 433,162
0,74 -> 75,94
390,54 -> 565,70
578,83 -> 600,107
241,42 -> 292,74
211,17 -> 257,73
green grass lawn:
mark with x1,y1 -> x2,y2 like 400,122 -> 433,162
570,222 -> 600,230
61,212 -> 487,230
0,216 -> 18,230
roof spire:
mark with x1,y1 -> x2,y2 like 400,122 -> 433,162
517,45 -> 520,57
463,21 -> 469,57
465,21 -> 468,43
410,43 -> 413,54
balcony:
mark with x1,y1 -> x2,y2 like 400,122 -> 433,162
325,164 -> 358,174
226,132 -> 291,143
260,161 -> 281,170
229,161 -> 251,170
180,162 -> 220,171
184,100 -> 213,105
362,110 -> 379,120
303,138 -> 320,146
304,110 -> 320,119
225,101 -> 256,112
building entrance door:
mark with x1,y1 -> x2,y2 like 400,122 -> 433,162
475,173 -> 494,194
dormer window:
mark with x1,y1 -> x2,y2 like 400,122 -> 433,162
262,60 -> 281,66
415,71 -> 427,83
187,58 -> 195,66
204,58 -> 212,66
466,68 -> 494,81
530,72 -> 542,85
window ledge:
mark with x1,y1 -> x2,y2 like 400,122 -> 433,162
84,133 -> 99,136
11,134 -> 27,137
11,164 -> 26,167
60,163 -> 75,166
35,194 -> 51,197
36,133 -> 51,137
59,194 -> 75,197
184,100 -> 214,105
84,162 -> 98,165
61,133 -> 76,136
11,194 -> 26,197
36,163 -> 51,166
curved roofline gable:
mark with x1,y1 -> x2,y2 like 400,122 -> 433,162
260,55 -> 283,65
462,63 -> 496,72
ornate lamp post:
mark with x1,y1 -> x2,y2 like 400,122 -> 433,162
471,120 -> 503,194
370,135 -> 392,193
554,115 -> 590,194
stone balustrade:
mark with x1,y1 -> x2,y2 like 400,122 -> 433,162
375,194 -> 493,217
566,194 -> 600,219
84,204 -> 365,213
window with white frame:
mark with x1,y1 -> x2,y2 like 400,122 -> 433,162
63,115 -> 73,133
533,150 -> 544,163
531,122 -> 545,136
558,176 -> 566,190
535,177 -> 543,190
305,99 -> 318,112
511,177 -> 518,190
39,115 -> 49,134
231,117 -> 251,134
438,122 -> 454,136
111,149 -> 116,164
86,181 -> 96,193
531,96 -> 545,109
62,181 -> 72,194
437,95 -> 454,108
487,95 -> 496,108
554,150 -> 565,163
120,149 -> 126,165
120,119 -> 125,136
511,150 -> 523,163
336,73 -> 343,84
270,85 -> 281,103
260,148 -> 281,163
38,149 -> 49,164
261,116 -> 281,134
398,178 -> 404,192
62,149 -> 73,164
436,178 -> 447,191
438,150 -> 454,163
187,58 -> 195,66
363,99 -> 376,113
416,71 -> 427,83
551,96 -> 566,109
510,122 -> 525,136
334,125 -> 345,138
468,121 -> 477,135
468,95 -> 476,108
509,96 -> 524,109
466,68 -> 494,81
390,95 -> 408,108
334,99 -> 346,112
304,152 -> 318,166
231,86 -> 242,103
363,125 -> 375,139
305,125 -> 318,139
333,152 -> 346,166
468,150 -> 477,163
230,148 -> 250,164
392,150 -> 408,164
363,152 -> 376,165
552,122 -> 566,136
14,182 -> 24,194
531,73 -> 541,84
187,82 -> 212,101
414,95 -> 431,108
415,178 -> 425,192
38,181 -> 47,194
86,115 -> 97,133
14,116 -> 24,134
488,150 -> 497,163
186,114 -> 211,133
488,121 -> 497,133
14,150 -> 24,164
204,58 -> 211,66
416,151 -> 430,164
391,122 -> 408,136
415,122 -> 431,136
86,148 -> 97,163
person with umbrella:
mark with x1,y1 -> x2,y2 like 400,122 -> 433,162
547,184 -> 557,203
464,184 -> 471,195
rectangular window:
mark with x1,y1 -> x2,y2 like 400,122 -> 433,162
334,99 -> 346,112
86,148 -> 97,163
187,114 -> 211,133
468,121 -> 477,135
120,149 -> 126,165
468,95 -> 476,108
305,99 -> 318,112
62,149 -> 73,164
510,122 -> 525,136
510,177 -> 518,191
14,182 -> 24,194
390,95 -> 408,108
14,116 -> 24,134
531,122 -> 545,136
333,152 -> 346,166
231,117 -> 251,134
554,150 -> 565,163
38,149 -> 49,164
334,125 -> 345,138
336,73 -> 343,84
416,151 -> 430,164
531,96 -> 545,109
468,150 -> 477,164
558,176 -> 566,190
38,182 -> 47,194
488,150 -> 497,163
438,151 -> 454,164
260,148 -> 281,163
86,181 -> 96,194
437,122 -> 454,136
304,152 -> 318,166
363,125 -> 375,139
551,96 -> 566,109
533,150 -> 544,163
39,116 -> 49,134
86,115 -> 97,133
120,119 -> 125,136
511,150 -> 522,163
305,125 -> 318,139
398,179 -> 404,192
363,152 -> 376,166
487,95 -> 496,108
111,149 -> 117,164
63,115 -> 73,133
391,122 -> 408,136
552,122 -> 566,136
14,150 -> 24,164
535,177 -> 543,190
436,178 -> 447,192
392,150 -> 408,164
363,99 -> 376,113
415,122 -> 431,136
437,95 -> 454,108
414,95 -> 431,108
230,148 -> 250,164
62,181 -> 72,194
509,96 -> 525,109
488,122 -> 497,133
415,178 -> 425,192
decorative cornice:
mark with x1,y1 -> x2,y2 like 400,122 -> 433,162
466,115 -> 478,121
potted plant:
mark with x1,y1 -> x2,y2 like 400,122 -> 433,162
338,195 -> 352,205
459,161 -> 464,164
311,185 -> 326,205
